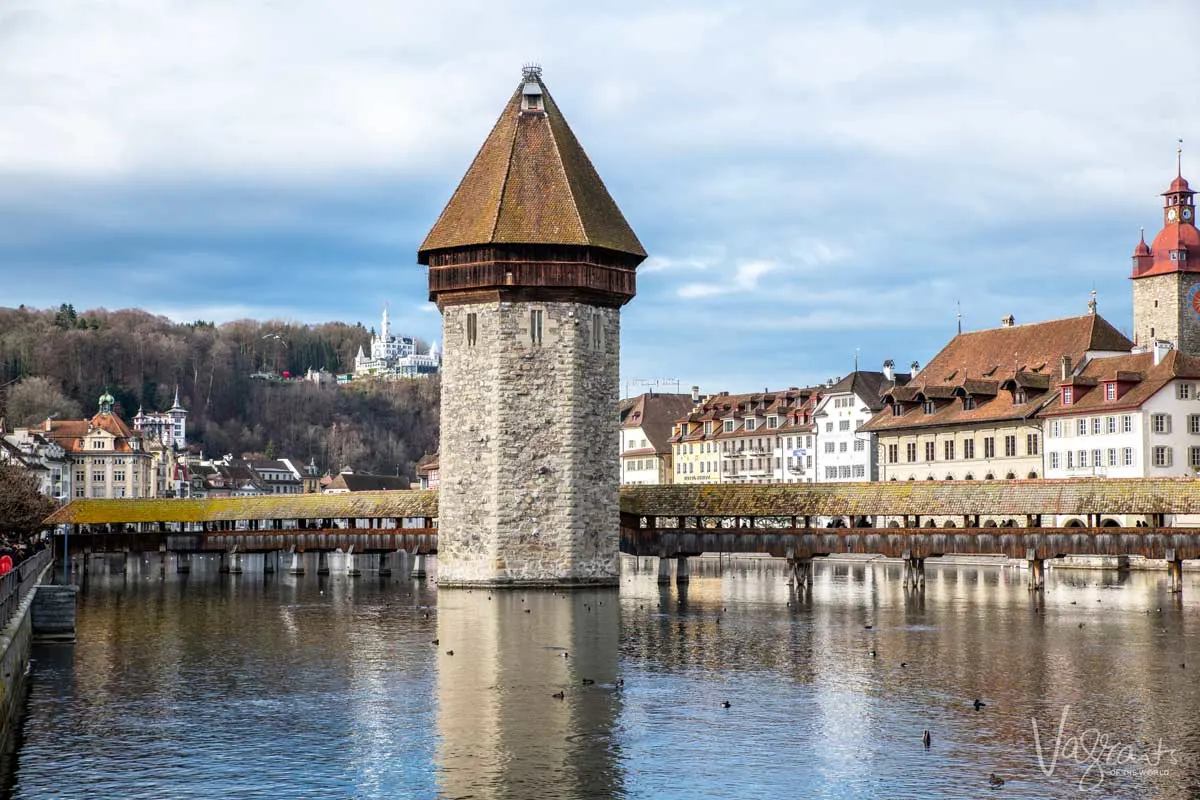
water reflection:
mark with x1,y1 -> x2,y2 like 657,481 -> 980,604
11,553 -> 1200,798
435,589 -> 622,800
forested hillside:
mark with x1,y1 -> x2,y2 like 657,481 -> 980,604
0,305 -> 439,478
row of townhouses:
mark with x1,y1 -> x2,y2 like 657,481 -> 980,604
622,165 -> 1200,490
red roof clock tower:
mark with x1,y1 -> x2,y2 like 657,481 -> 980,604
1131,147 -> 1200,354
418,66 -> 645,587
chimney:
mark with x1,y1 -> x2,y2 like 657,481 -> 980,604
910,361 -> 920,379
1153,339 -> 1173,366
1001,314 -> 1015,327
1061,355 -> 1072,380
883,359 -> 895,382
691,385 -> 700,403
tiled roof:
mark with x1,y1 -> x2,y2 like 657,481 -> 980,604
415,452 -> 439,476
820,371 -> 900,412
418,75 -> 645,259
327,472 -> 412,492
863,314 -> 1133,433
622,393 -> 695,453
44,412 -> 143,454
46,490 -> 438,525
620,478 -> 1200,517
1040,349 -> 1200,416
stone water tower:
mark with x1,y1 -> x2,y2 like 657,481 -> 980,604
418,66 -> 645,587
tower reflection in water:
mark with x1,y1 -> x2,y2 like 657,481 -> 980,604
435,589 -> 623,799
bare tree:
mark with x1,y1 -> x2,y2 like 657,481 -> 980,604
4,377 -> 84,427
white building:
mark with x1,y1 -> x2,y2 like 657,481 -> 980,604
1,428 -> 71,502
812,368 -> 902,482
132,387 -> 188,449
354,305 -> 442,379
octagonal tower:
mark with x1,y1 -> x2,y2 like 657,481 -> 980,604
418,66 -> 646,587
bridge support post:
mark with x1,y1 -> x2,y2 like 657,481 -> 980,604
219,551 -> 231,574
1027,550 -> 1045,590
787,557 -> 812,587
264,551 -> 276,574
158,545 -> 167,576
675,556 -> 690,586
113,550 -> 128,575
288,550 -> 305,576
346,548 -> 360,577
317,551 -> 330,576
176,552 -> 191,574
411,553 -> 428,580
1166,549 -> 1183,593
378,552 -> 393,577
909,557 -> 925,588
231,551 -> 244,575
656,557 -> 671,585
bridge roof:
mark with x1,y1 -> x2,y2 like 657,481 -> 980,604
45,490 -> 438,525
620,479 -> 1200,517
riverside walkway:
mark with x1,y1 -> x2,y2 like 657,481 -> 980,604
44,478 -> 1200,590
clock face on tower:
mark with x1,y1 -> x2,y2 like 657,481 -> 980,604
1168,208 -> 1179,223
1190,284 -> 1200,320
1185,207 -> 1194,222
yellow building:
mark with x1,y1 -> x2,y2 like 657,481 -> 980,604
45,392 -> 155,499
861,311 -> 1132,497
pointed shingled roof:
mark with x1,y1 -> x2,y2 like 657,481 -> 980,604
418,72 -> 645,260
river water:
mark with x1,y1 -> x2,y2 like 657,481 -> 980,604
6,554 -> 1200,799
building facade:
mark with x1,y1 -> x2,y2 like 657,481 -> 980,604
418,66 -> 645,586
812,369 -> 904,482
1041,345 -> 1200,481
862,311 -> 1133,486
44,392 -> 155,499
354,305 -> 442,379
669,388 -> 820,484
2,427 -> 71,502
132,388 -> 188,449
620,392 -> 694,485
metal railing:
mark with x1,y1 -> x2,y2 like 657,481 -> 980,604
0,549 -> 52,631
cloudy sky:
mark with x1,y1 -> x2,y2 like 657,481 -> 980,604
1,0 -> 1197,393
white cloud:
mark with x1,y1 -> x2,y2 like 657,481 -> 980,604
1,0 -> 1197,391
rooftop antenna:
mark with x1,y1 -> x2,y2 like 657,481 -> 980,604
854,347 -> 860,373
522,62 -> 543,82
956,300 -> 962,335
1179,137 -> 1185,178
1089,285 -> 1097,315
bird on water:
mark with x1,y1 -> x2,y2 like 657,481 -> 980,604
721,701 -> 731,708
974,699 -> 986,711
989,773 -> 1005,788
922,730 -> 931,748
552,691 -> 565,700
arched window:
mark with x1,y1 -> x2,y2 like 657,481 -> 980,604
964,473 -> 975,480
1005,472 -> 1016,480
984,473 -> 994,480
1027,471 -> 1038,479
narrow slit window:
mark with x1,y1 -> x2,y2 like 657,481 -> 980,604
530,310 -> 543,346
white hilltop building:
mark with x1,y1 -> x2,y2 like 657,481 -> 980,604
353,305 -> 442,379
132,387 -> 188,449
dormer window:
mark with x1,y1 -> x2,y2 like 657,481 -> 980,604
520,65 -> 545,113
891,403 -> 903,417
745,418 -> 756,432
922,400 -> 936,415
704,422 -> 713,435
963,397 -> 976,411
1014,389 -> 1027,404
1063,387 -> 1073,405
723,420 -> 734,433
767,416 -> 778,429
1105,382 -> 1116,401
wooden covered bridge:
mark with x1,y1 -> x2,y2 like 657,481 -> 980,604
44,478 -> 1200,590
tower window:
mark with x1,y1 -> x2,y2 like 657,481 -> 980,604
466,313 -> 478,347
530,310 -> 543,346
591,311 -> 602,350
